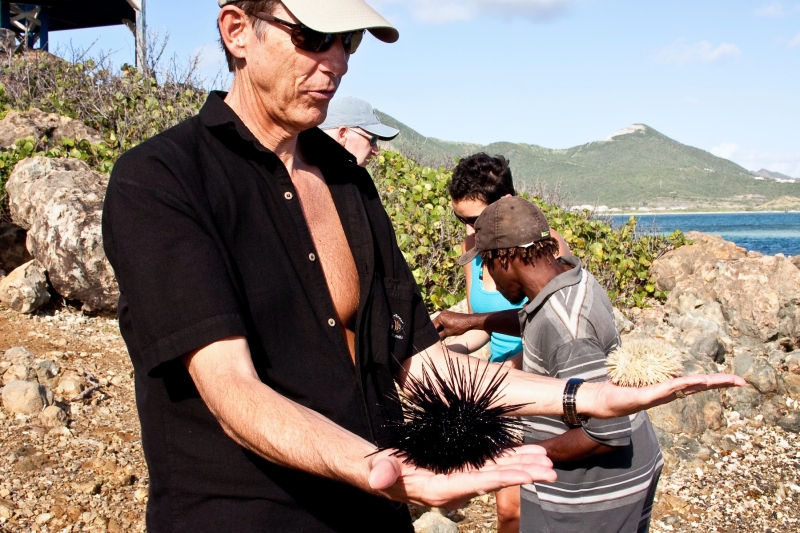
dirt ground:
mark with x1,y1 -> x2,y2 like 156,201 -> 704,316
0,305 -> 798,532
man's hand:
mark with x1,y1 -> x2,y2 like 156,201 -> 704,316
576,373 -> 747,419
433,310 -> 480,339
367,445 -> 556,510
433,309 -> 521,339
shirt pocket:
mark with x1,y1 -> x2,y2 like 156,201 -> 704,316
380,277 -> 418,367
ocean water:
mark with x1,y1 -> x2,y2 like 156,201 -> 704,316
610,212 -> 800,256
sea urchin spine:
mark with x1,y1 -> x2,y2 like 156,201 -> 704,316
380,353 -> 526,475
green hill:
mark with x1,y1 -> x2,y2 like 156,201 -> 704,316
375,113 -> 800,209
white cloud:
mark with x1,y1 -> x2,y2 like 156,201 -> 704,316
711,143 -> 800,178
755,2 -> 785,16
711,143 -> 741,160
790,32 -> 800,48
657,39 -> 742,65
373,0 -> 575,24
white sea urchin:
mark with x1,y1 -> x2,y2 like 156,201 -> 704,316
606,339 -> 685,387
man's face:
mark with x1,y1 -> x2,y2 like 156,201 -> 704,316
485,255 -> 527,305
242,4 -> 350,133
343,128 -> 379,166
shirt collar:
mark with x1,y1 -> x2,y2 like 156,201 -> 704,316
519,255 -> 583,322
199,91 -> 358,167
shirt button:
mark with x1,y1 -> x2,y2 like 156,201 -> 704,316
309,253 -> 316,262
328,318 -> 336,327
284,192 -> 294,200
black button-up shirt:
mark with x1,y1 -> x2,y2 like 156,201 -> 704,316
102,92 -> 440,533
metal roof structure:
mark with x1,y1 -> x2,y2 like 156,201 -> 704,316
1,1 -> 146,65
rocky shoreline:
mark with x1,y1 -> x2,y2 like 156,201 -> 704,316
0,232 -> 797,532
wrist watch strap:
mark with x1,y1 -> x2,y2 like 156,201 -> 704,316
561,377 -> 590,428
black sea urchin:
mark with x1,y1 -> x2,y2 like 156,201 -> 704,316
381,354 -> 527,475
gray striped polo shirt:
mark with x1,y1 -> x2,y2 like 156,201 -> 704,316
519,256 -> 663,533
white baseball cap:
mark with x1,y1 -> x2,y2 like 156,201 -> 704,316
218,0 -> 399,43
319,97 -> 400,140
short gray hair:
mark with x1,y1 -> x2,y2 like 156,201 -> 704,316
218,0 -> 279,72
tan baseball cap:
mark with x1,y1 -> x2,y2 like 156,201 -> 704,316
218,0 -> 399,43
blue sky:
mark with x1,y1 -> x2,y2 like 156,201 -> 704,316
49,0 -> 800,176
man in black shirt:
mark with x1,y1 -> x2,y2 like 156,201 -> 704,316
102,1 -> 744,532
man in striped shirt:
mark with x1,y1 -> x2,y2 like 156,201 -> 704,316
468,197 -> 663,533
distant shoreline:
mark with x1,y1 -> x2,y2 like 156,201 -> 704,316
609,210 -> 800,216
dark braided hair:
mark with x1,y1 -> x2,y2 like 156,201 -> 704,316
448,153 -> 515,204
480,238 -> 560,270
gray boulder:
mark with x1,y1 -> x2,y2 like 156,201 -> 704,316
679,328 -> 726,363
732,353 -> 778,394
6,157 -> 119,313
723,386 -> 763,419
0,222 -> 33,273
0,108 -> 102,150
778,412 -> 800,433
785,351 -> 800,374
413,512 -> 458,533
0,259 -> 50,313
1,380 -> 51,415
34,360 -> 60,388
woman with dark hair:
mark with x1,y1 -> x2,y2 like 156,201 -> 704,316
443,153 -> 569,533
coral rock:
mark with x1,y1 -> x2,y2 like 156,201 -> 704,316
0,259 -> 50,313
6,157 -> 119,312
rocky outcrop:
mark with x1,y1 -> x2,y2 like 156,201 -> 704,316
6,157 -> 119,313
658,247 -> 800,348
0,259 -> 50,313
0,108 -> 102,150
0,28 -> 16,54
651,232 -> 747,291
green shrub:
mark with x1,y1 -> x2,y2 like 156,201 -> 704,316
0,52 -> 687,311
372,150 -> 688,311
372,151 -> 466,311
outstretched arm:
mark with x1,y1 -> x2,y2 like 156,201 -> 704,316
401,342 -> 746,419
534,429 -> 617,463
183,336 -> 557,510
434,308 -> 522,339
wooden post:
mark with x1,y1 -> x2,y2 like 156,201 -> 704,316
135,0 -> 146,70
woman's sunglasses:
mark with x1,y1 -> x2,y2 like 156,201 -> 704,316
255,13 -> 365,54
455,213 -> 479,227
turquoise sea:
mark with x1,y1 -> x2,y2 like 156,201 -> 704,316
610,212 -> 800,257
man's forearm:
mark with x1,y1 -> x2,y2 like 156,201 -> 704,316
184,337 -> 375,494
534,428 -> 617,463
405,342 -> 746,420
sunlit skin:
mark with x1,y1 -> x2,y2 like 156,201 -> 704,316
221,4 -> 349,160
326,126 -> 379,166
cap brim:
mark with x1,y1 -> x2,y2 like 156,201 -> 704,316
458,247 -> 479,266
283,0 -> 399,43
361,122 -> 400,140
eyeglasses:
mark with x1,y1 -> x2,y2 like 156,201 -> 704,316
455,213 -> 479,227
255,13 -> 365,54
349,128 -> 379,148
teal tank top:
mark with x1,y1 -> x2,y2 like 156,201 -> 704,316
469,255 -> 525,363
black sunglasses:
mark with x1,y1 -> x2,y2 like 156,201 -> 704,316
350,128 -> 379,148
255,13 -> 365,54
455,213 -> 479,227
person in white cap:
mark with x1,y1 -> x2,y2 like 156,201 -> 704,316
101,1 -> 745,532
320,96 -> 399,166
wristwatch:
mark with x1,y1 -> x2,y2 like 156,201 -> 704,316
561,377 -> 590,428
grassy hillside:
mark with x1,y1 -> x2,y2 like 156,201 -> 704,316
376,113 -> 800,209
